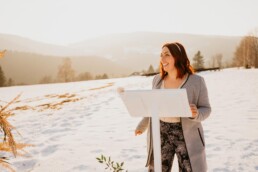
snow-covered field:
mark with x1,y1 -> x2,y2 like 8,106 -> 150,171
0,68 -> 258,172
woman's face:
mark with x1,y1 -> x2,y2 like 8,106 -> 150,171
160,46 -> 175,72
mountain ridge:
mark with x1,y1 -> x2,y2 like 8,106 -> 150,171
0,32 -> 242,84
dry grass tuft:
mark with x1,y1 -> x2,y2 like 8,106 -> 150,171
37,97 -> 81,112
9,93 -> 82,112
37,93 -> 82,111
89,82 -> 114,91
45,93 -> 76,99
0,94 -> 32,171
0,143 -> 33,157
0,159 -> 15,172
14,105 -> 35,111
36,93 -> 82,111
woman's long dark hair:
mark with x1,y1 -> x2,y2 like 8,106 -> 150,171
160,42 -> 194,79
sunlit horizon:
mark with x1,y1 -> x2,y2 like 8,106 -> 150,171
1,0 -> 258,45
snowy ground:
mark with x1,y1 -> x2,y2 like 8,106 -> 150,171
0,68 -> 258,172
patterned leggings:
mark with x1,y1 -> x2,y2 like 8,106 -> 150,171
149,121 -> 192,172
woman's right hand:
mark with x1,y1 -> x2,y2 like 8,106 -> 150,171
135,130 -> 142,136
117,87 -> 125,94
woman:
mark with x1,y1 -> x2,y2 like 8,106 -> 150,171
135,42 -> 211,172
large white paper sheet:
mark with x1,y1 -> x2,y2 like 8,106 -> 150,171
119,89 -> 191,117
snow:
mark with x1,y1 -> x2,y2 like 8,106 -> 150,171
0,68 -> 258,172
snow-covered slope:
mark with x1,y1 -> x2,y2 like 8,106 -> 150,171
0,68 -> 257,172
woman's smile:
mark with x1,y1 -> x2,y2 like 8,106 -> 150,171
162,63 -> 169,67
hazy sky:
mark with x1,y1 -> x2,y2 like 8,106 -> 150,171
1,0 -> 258,45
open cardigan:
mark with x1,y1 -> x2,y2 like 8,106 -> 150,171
135,73 -> 211,172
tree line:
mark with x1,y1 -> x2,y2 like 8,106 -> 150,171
0,54 -> 109,87
196,33 -> 258,69
1,32 -> 257,87
192,30 -> 258,69
135,51 -> 224,76
141,32 -> 258,75
39,58 -> 109,84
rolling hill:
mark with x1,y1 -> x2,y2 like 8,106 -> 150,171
0,32 -> 242,85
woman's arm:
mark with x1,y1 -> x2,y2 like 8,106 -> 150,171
135,117 -> 150,135
190,77 -> 211,122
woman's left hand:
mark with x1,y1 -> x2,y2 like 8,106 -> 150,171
190,104 -> 198,118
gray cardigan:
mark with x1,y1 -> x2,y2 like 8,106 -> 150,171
136,73 -> 211,172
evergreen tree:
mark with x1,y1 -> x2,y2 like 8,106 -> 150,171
147,64 -> 155,74
7,78 -> 14,86
95,74 -> 101,80
102,73 -> 108,79
192,51 -> 204,69
0,65 -> 6,87
77,72 -> 93,81
39,75 -> 53,84
95,73 -> 109,80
